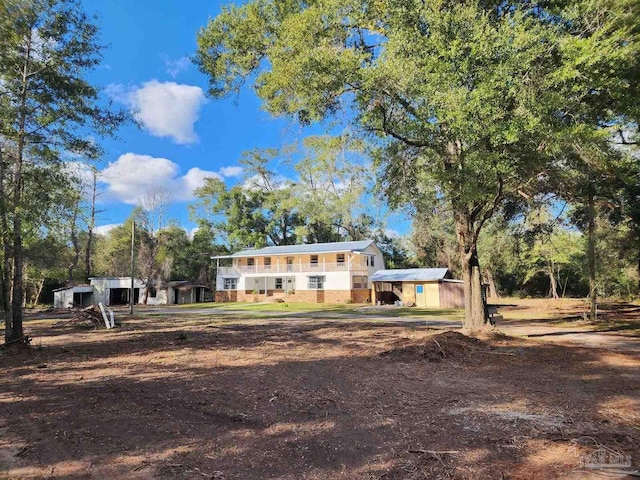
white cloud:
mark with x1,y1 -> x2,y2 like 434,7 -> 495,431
94,224 -> 121,236
107,80 -> 206,145
99,153 -> 221,204
162,54 -> 191,78
182,167 -> 221,193
219,166 -> 244,178
188,226 -> 200,240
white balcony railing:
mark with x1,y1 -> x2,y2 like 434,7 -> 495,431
218,262 -> 369,275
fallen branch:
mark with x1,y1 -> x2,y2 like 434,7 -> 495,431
408,449 -> 460,455
432,339 -> 446,357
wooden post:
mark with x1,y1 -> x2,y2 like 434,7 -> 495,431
98,302 -> 110,329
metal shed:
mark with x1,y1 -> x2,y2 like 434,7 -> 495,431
371,268 -> 464,308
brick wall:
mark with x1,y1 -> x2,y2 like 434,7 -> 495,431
215,289 -> 370,304
350,289 -> 371,303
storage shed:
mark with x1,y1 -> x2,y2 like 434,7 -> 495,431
53,285 -> 94,309
371,268 -> 464,308
53,278 -> 212,308
157,281 -> 210,305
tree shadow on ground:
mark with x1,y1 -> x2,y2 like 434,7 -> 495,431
0,320 -> 638,479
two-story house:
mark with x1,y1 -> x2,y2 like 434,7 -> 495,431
213,240 -> 384,303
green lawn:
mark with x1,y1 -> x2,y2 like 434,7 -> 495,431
175,301 -> 464,320
176,301 -> 361,313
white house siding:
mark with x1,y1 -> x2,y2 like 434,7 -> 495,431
216,242 -> 385,302
89,277 -> 147,306
53,286 -> 95,308
144,288 -> 170,306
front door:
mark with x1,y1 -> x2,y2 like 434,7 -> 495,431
285,277 -> 295,293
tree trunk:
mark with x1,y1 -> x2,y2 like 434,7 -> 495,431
142,278 -> 150,305
85,168 -> 98,279
85,227 -> 93,279
7,30 -> 32,343
587,187 -> 597,321
0,145 -> 13,342
68,202 -> 80,282
637,241 -> 640,292
33,276 -> 45,305
455,209 -> 485,331
485,268 -> 499,298
548,268 -> 559,299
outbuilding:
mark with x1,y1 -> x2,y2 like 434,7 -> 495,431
53,277 -> 211,308
371,268 -> 464,308
152,281 -> 211,305
52,285 -> 94,309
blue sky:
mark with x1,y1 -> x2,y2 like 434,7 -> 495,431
82,0 -> 289,233
80,0 -> 406,237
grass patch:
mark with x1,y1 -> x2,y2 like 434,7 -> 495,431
177,302 -> 362,313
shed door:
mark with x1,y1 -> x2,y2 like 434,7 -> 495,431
415,284 -> 426,307
424,283 -> 440,308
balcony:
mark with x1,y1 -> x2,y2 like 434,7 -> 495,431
217,262 -> 368,275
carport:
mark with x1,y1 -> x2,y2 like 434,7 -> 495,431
371,268 -> 464,308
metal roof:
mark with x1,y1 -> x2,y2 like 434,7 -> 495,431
371,268 -> 451,282
213,240 -> 375,259
52,285 -> 94,293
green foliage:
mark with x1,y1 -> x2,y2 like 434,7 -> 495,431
190,136 -> 390,249
196,0 -> 640,325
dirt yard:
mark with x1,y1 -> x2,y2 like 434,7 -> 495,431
0,310 -> 638,479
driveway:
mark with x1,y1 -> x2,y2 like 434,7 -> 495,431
23,304 -> 639,354
140,304 -> 640,354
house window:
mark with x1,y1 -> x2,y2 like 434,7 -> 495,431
310,255 -> 318,268
371,256 -> 375,267
247,258 -> 255,266
336,253 -> 345,266
149,287 -> 157,298
275,278 -> 283,289
308,276 -> 324,290
353,275 -> 368,289
223,278 -> 238,290
264,257 -> 272,269
366,256 -> 375,267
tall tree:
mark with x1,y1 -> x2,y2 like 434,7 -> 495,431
241,148 -> 301,246
292,134 -> 373,242
83,165 -> 101,279
196,0 -> 639,330
0,0 -> 125,343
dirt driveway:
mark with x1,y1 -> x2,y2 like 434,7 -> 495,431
1,313 -> 638,479
124,303 -> 640,354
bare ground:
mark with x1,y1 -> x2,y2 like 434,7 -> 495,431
0,311 -> 638,480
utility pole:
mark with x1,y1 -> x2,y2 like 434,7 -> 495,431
129,221 -> 135,315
